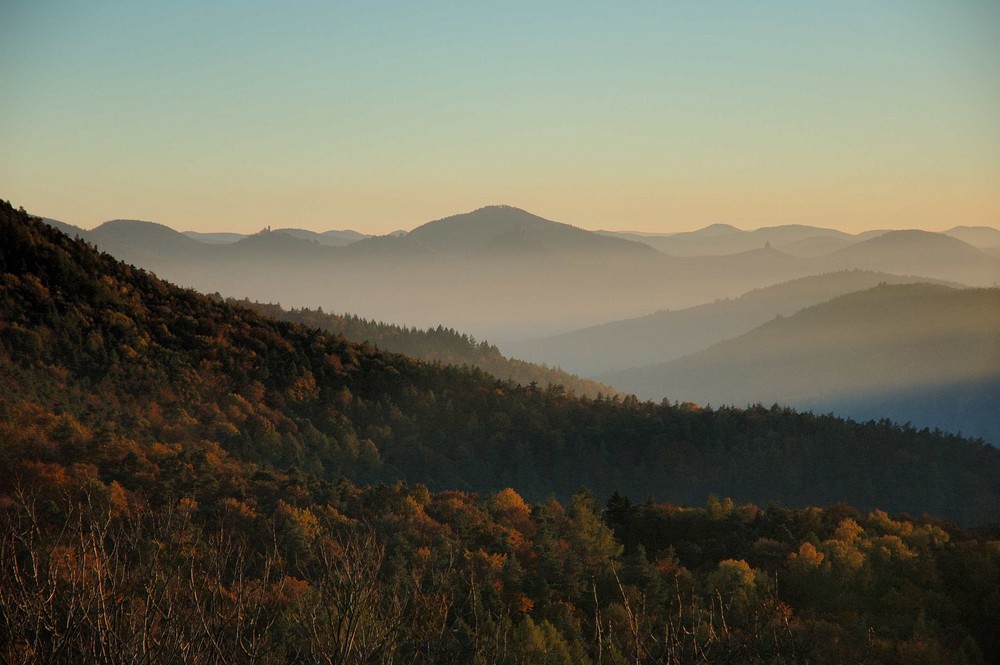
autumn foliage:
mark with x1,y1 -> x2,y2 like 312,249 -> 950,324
2,199 -> 1000,663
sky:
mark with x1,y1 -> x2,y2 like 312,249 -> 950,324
2,1 -> 998,235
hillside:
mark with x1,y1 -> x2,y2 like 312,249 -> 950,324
507,270 -> 950,376
5,199 -> 1000,522
231,299 -> 616,398
603,283 -> 1000,443
5,199 -> 1000,662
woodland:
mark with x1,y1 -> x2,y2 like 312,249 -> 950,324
2,200 -> 1000,663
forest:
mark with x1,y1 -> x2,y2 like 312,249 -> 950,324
2,199 -> 1000,663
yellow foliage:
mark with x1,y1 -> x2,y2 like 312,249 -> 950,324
709,558 -> 757,593
790,542 -> 825,568
833,518 -> 864,543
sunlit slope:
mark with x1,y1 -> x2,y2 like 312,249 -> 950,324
508,271 -> 954,376
603,283 -> 1000,442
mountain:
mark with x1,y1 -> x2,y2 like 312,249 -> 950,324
40,209 -> 999,344
507,270 -> 956,377
945,225 -> 1000,257
93,218 -> 204,254
181,228 -> 370,246
602,283 -> 1000,443
5,200 -> 1000,662
5,198 -> 1000,522
602,223 -> 857,257
405,205 -> 657,258
820,230 -> 1000,285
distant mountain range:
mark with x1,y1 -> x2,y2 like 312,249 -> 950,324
600,283 -> 1000,443
505,270 -> 960,377
600,223 -> 1000,258
42,206 -> 1000,343
184,227 -> 369,246
8,198 -> 1000,525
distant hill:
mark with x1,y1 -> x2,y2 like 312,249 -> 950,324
216,229 -> 337,258
406,205 -> 657,258
601,223 -> 857,257
602,283 -> 1000,443
507,271 -> 956,376
820,230 -> 999,285
182,228 -> 369,246
92,219 -> 204,256
945,225 -> 1000,257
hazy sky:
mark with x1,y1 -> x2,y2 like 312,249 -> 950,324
2,1 -> 998,234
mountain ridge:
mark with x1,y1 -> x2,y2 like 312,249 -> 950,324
506,270 -> 961,377
5,198 -> 999,523
601,282 -> 1000,443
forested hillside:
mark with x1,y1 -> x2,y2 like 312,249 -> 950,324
3,199 -> 1000,662
3,200 -> 1000,521
231,299 -> 614,398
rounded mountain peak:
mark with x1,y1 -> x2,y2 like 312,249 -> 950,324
406,205 -> 653,257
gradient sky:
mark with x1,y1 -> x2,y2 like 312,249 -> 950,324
2,1 -> 998,234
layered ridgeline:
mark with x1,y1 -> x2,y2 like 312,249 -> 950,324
44,206 -> 1000,342
603,283 -> 1000,444
506,270 -> 954,377
5,202 -> 1000,661
601,222 -> 1000,258
231,299 -> 614,398
4,200 -> 1000,522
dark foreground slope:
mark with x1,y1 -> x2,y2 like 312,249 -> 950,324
3,201 -> 1000,663
2,200 -> 1000,523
